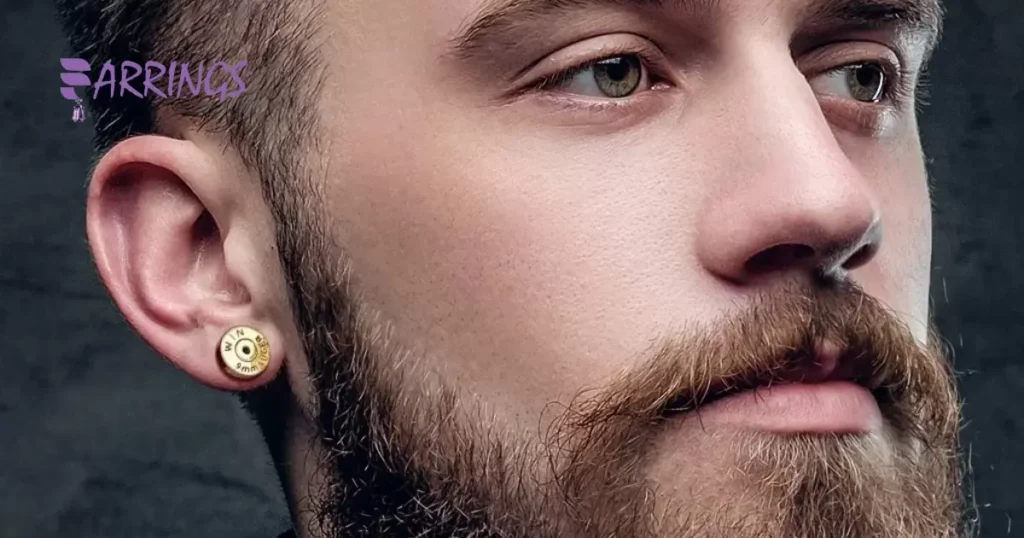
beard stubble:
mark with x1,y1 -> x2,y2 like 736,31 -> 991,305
271,214 -> 968,538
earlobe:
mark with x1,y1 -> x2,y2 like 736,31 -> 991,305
86,135 -> 286,391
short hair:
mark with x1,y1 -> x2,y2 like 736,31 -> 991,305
54,0 -> 328,461
53,0 -> 325,183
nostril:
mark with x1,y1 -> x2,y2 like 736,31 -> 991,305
841,242 -> 878,271
745,243 -> 815,274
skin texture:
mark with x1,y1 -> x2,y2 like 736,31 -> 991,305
84,0 -> 966,536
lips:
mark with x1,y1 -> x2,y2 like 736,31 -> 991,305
662,341 -> 885,417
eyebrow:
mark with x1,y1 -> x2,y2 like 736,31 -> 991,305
805,0 -> 944,40
449,0 -> 944,59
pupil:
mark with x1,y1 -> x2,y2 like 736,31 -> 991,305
602,58 -> 629,81
856,65 -> 881,88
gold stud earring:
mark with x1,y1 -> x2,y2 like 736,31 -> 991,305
218,326 -> 271,380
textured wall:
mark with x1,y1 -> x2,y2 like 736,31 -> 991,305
1,1 -> 1021,537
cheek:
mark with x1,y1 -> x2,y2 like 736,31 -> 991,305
845,130 -> 933,341
321,100 -> 708,421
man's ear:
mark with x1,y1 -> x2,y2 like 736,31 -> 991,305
86,134 -> 287,391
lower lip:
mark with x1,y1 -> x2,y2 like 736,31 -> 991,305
684,381 -> 883,434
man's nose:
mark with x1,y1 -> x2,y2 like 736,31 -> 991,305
694,53 -> 882,285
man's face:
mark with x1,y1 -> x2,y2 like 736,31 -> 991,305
276,0 -> 960,535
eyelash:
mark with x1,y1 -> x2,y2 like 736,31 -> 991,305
533,45 -> 669,92
886,63 -> 920,105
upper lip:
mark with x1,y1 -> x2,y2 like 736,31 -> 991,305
664,342 -> 883,414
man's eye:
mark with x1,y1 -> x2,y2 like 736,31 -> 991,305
543,54 -> 651,98
811,62 -> 890,103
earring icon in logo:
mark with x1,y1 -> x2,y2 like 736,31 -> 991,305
72,99 -> 85,123
60,58 -> 92,123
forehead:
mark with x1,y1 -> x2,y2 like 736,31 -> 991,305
322,0 -> 942,67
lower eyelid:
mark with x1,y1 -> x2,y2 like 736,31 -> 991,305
818,96 -> 896,136
523,86 -> 676,122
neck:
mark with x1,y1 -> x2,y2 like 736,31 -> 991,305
278,403 -> 329,538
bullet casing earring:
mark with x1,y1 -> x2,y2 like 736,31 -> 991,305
219,326 -> 271,380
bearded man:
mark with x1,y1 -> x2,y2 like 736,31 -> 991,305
56,0 -> 970,536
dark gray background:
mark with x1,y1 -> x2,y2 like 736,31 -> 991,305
1,1 -> 1021,537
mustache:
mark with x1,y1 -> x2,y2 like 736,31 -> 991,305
546,280 -> 959,504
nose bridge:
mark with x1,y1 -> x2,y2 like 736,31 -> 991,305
694,43 -> 883,283
714,45 -> 842,176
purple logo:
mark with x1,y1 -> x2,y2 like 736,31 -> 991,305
60,58 -> 91,123
60,58 -> 248,124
